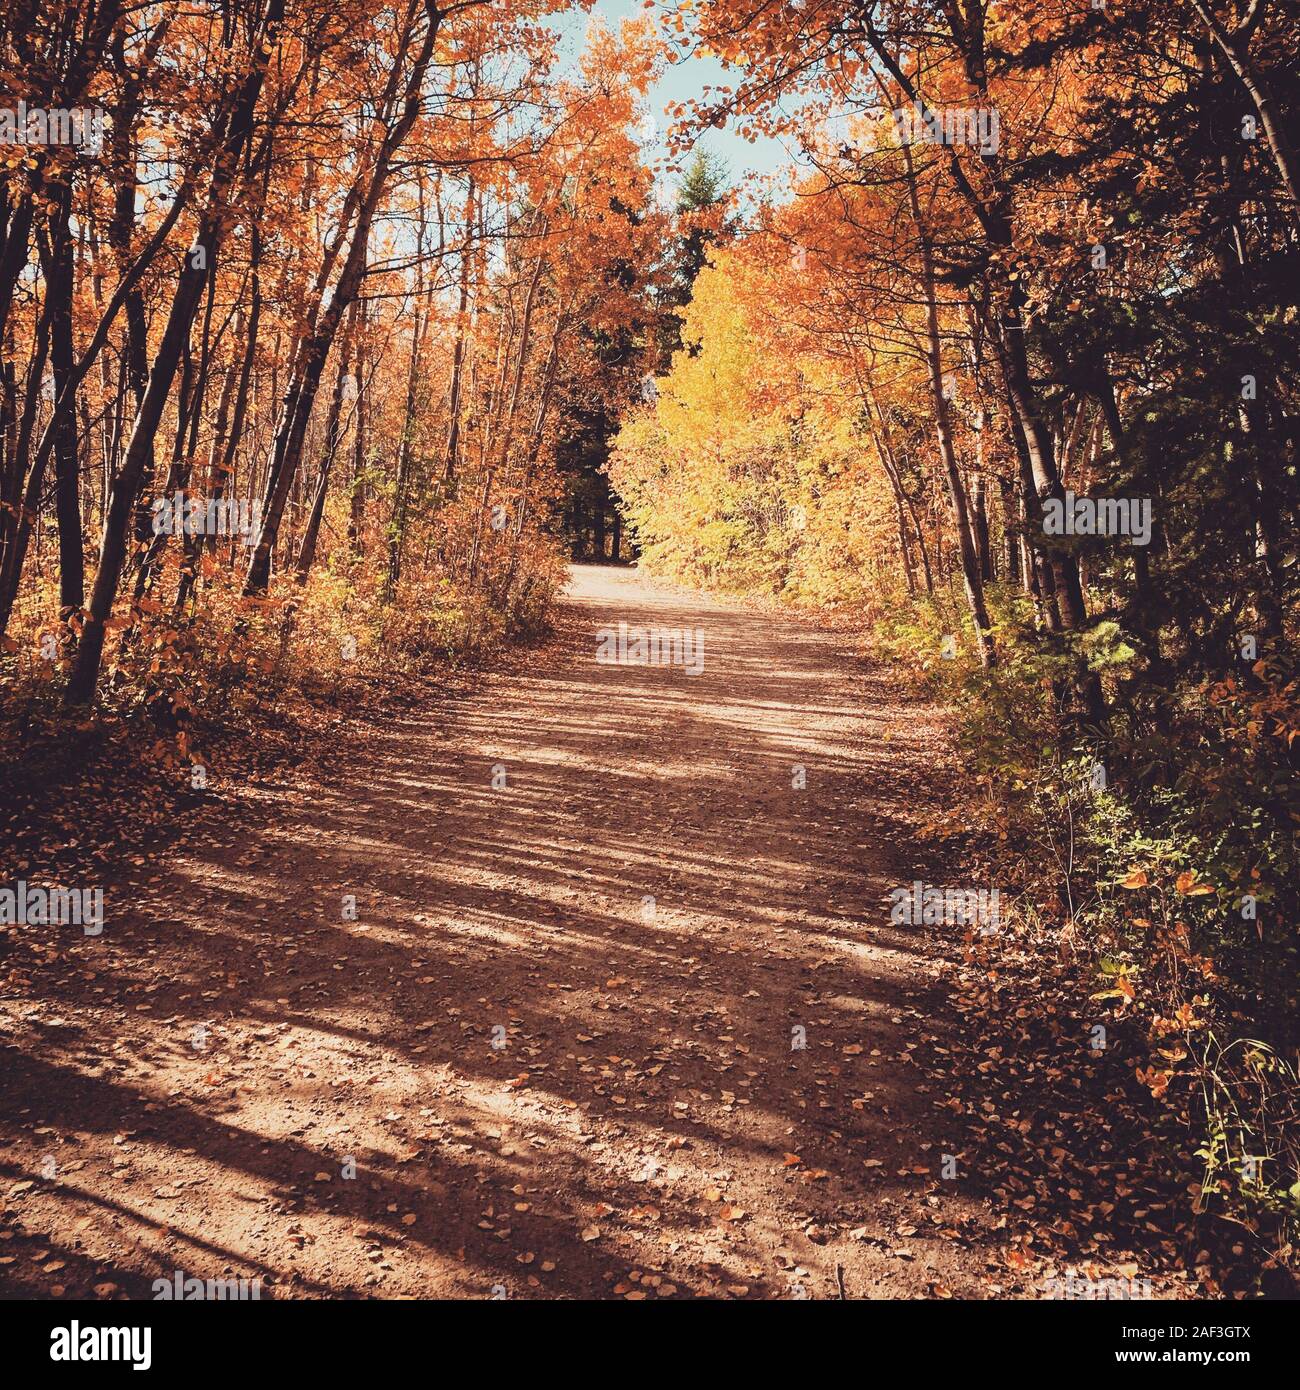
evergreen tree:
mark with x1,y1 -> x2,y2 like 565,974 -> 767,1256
655,149 -> 735,366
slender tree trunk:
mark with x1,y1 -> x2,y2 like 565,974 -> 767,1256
971,472 -> 991,582
38,188 -> 86,638
468,226 -> 546,586
902,143 -> 995,666
66,0 -> 286,704
442,176 -> 475,484
383,304 -> 424,602
348,297 -> 368,557
0,295 -> 56,635
1189,0 -> 1299,209
504,330 -> 561,593
244,0 -> 442,596
297,305 -> 359,584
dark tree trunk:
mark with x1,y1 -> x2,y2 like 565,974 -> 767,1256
66,0 -> 286,704
38,187 -> 86,635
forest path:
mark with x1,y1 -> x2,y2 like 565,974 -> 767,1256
1,564 -> 997,1299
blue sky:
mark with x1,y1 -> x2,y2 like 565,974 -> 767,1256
551,0 -> 801,200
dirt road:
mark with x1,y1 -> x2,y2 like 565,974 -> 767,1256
1,564 -> 996,1299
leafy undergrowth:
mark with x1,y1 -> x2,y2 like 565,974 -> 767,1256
0,561 -> 560,899
914,901 -> 1297,1300
895,621 -> 1300,1301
